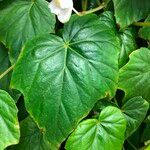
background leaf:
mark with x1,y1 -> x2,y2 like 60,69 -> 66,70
139,15 -> 150,40
112,0 -> 150,28
66,106 -> 126,150
10,117 -> 51,150
99,11 -> 137,68
121,97 -> 149,138
0,90 -> 20,150
118,28 -> 137,68
0,43 -> 10,90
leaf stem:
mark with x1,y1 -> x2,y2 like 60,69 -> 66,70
133,22 -> 150,27
0,64 -> 15,80
73,3 -> 105,16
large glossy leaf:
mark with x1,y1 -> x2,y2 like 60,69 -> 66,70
119,48 -> 150,103
10,117 -> 51,150
121,97 -> 149,138
112,0 -> 150,28
11,14 -> 119,147
65,106 -> 126,150
0,90 -> 20,150
0,0 -> 55,63
139,15 -> 150,40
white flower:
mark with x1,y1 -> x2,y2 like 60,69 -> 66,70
48,0 -> 73,23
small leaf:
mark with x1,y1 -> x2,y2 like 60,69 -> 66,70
65,106 -> 126,150
0,90 -> 20,150
11,14 -> 119,147
119,48 -> 150,103
139,15 -> 150,40
10,117 -> 51,150
112,0 -> 150,28
121,97 -> 149,138
0,0 -> 55,63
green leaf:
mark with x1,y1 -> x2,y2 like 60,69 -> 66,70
0,43 -> 10,90
118,27 -> 137,68
121,97 -> 149,138
11,14 -> 119,147
142,122 -> 150,143
145,144 -> 150,150
10,117 -> 51,150
112,0 -> 150,28
119,48 -> 150,103
99,11 -> 117,31
0,0 -> 55,63
99,11 -> 137,68
0,43 -> 20,101
0,90 -> 20,150
139,15 -> 150,40
65,106 -> 126,150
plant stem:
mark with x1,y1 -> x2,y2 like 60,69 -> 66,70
0,64 -> 15,80
82,0 -> 88,11
133,22 -> 150,27
73,3 -> 105,16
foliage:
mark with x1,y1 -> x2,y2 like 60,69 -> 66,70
0,0 -> 150,149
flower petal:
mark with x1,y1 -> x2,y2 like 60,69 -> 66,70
59,0 -> 73,9
57,8 -> 72,23
48,0 -> 61,15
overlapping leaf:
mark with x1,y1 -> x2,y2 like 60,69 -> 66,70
66,106 -> 126,150
99,11 -> 137,68
10,117 -> 51,150
11,14 -> 120,147
118,28 -> 137,68
119,48 -> 150,103
0,0 -> 55,63
139,15 -> 150,40
0,90 -> 20,150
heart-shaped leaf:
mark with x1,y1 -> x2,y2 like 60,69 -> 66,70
11,14 -> 119,147
0,90 -> 20,150
119,48 -> 150,103
65,106 -> 126,150
0,0 -> 55,63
